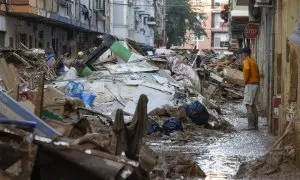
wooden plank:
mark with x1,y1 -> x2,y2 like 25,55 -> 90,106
11,52 -> 31,67
8,63 -> 20,100
19,42 -> 29,50
0,91 -> 61,138
35,73 -> 45,118
8,63 -> 20,85
11,84 -> 19,101
0,61 -> 11,90
0,58 -> 14,90
210,72 -> 223,83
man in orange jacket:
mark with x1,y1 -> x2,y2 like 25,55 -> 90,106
241,47 -> 260,130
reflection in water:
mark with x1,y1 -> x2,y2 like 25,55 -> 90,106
148,102 -> 276,179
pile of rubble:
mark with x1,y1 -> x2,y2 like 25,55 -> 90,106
236,145 -> 300,179
0,35 -> 239,179
192,49 -> 244,103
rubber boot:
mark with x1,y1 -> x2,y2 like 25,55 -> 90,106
246,105 -> 256,130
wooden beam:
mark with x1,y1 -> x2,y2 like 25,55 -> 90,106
35,73 -> 45,118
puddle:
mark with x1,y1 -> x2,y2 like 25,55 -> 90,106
147,101 -> 276,179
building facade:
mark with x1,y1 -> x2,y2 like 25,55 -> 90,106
228,0 -> 249,51
0,0 -> 109,56
110,0 -> 156,46
230,0 -> 300,167
177,0 -> 229,52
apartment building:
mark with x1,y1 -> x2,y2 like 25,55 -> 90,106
0,0 -> 109,56
110,0 -> 156,46
228,0 -> 249,51
179,0 -> 229,52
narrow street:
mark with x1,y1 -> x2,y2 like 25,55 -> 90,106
1,0 -> 300,179
148,102 -> 275,179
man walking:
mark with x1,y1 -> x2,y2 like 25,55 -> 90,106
241,47 -> 260,130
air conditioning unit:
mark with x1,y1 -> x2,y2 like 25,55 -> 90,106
147,17 -> 156,26
220,41 -> 229,47
254,0 -> 273,7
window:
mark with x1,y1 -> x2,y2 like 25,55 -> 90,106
214,0 -> 222,9
20,33 -> 27,47
29,36 -> 32,49
9,37 -> 14,48
193,34 -> 204,41
38,30 -> 44,39
38,41 -> 43,48
113,2 -> 125,25
214,37 -> 221,47
214,14 -> 222,28
214,33 -> 228,47
95,0 -> 103,9
67,3 -> 71,16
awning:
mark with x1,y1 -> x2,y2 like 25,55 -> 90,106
231,10 -> 249,17
236,0 -> 249,6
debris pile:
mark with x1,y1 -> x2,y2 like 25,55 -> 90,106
195,50 -> 244,102
0,47 -> 57,89
0,36 -> 239,179
235,145 -> 300,179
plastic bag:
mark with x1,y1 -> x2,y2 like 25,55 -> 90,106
80,92 -> 96,107
63,68 -> 78,80
162,117 -> 183,135
65,81 -> 84,97
186,101 -> 210,125
147,119 -> 162,135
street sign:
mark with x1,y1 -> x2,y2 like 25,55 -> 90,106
244,23 -> 260,39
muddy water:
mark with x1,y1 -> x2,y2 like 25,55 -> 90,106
147,102 -> 276,179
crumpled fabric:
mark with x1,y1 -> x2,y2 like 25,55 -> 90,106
125,94 -> 148,160
113,109 -> 127,155
167,56 -> 202,93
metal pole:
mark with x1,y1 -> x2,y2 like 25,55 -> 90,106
163,0 -> 167,47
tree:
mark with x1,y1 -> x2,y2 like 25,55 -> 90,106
166,0 -> 206,49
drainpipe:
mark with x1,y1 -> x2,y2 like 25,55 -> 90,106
163,0 -> 167,47
4,0 -> 8,12
268,5 -> 275,133
89,0 -> 91,32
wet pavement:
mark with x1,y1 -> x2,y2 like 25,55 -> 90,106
147,101 -> 276,179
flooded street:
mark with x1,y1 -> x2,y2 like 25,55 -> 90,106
147,101 -> 276,179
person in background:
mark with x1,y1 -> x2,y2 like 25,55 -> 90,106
241,47 -> 260,130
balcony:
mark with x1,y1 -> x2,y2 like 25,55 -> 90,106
212,1 -> 228,11
6,0 -> 98,32
212,46 -> 228,50
6,0 -> 38,17
147,17 -> 156,26
236,0 -> 249,6
8,0 -> 36,5
212,22 -> 229,32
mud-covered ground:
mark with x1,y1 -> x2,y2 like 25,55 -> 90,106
146,101 -> 276,179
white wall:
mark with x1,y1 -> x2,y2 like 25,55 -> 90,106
111,0 -> 129,38
110,0 -> 155,46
